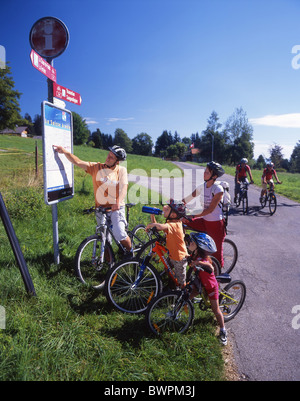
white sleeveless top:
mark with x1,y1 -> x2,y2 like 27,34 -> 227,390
203,182 -> 224,221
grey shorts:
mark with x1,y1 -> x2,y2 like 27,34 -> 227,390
170,257 -> 188,286
96,206 -> 128,242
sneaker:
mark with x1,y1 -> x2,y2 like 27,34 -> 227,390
219,329 -> 228,346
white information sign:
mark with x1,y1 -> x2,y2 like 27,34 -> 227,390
42,101 -> 74,205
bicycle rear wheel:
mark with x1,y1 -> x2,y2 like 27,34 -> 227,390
219,280 -> 246,322
260,195 -> 267,208
222,238 -> 238,274
269,194 -> 277,215
105,259 -> 162,314
75,234 -> 114,290
146,290 -> 194,335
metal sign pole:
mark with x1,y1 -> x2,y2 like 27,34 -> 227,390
47,58 -> 60,265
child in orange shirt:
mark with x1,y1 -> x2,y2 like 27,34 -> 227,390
145,200 -> 188,287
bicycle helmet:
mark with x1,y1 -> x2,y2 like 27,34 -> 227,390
167,199 -> 186,218
266,162 -> 274,168
108,145 -> 127,161
190,232 -> 217,254
206,161 -> 225,178
240,158 -> 248,164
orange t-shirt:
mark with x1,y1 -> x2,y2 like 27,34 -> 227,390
165,220 -> 188,262
85,162 -> 128,207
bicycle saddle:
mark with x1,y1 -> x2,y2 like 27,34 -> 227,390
215,273 -> 231,284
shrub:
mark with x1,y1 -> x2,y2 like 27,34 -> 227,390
3,187 -> 46,219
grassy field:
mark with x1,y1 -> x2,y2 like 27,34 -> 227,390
0,136 -> 225,381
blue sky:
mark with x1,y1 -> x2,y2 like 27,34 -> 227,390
1,0 -> 300,160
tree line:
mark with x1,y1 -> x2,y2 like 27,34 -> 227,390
1,64 -> 300,172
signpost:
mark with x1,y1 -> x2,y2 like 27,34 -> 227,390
30,49 -> 57,82
29,16 -> 77,265
53,82 -> 82,105
42,101 -> 74,205
29,16 -> 69,60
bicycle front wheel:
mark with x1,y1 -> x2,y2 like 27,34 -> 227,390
222,238 -> 238,274
75,235 -> 114,290
105,259 -> 162,314
146,290 -> 194,335
269,194 -> 277,215
219,280 -> 246,322
242,193 -> 248,215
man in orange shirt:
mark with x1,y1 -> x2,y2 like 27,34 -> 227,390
146,199 -> 188,287
53,145 -> 132,252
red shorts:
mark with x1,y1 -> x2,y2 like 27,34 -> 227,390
185,218 -> 226,267
199,271 -> 219,300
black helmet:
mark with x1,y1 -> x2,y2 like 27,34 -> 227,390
206,161 -> 225,178
190,232 -> 217,254
167,199 -> 186,218
108,145 -> 127,161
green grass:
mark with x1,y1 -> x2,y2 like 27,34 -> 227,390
0,135 -> 225,381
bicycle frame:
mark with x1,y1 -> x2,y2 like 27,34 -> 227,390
137,240 -> 181,288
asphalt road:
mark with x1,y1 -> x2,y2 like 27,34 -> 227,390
129,161 -> 300,381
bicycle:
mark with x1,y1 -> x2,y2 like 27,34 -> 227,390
235,181 -> 250,215
183,225 -> 238,275
145,264 -> 246,335
105,228 -> 222,314
74,203 -> 151,290
260,182 -> 280,215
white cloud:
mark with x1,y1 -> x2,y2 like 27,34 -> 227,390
105,117 -> 134,123
84,117 -> 98,124
250,113 -> 300,128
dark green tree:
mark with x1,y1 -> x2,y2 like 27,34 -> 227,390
154,130 -> 175,156
290,141 -> 300,173
91,128 -> 103,148
269,143 -> 284,169
114,128 -> 132,153
0,64 -> 25,130
72,112 -> 90,145
224,107 -> 254,164
33,114 -> 42,136
132,132 -> 153,156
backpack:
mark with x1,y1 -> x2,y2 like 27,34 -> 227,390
214,181 -> 231,211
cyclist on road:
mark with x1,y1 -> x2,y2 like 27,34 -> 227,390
234,158 -> 254,203
53,144 -> 132,253
146,199 -> 188,287
260,162 -> 282,201
186,232 -> 227,345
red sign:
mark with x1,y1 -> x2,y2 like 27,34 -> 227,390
30,49 -> 57,82
29,17 -> 69,59
53,82 -> 82,106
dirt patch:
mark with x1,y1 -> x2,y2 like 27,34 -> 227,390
219,329 -> 249,381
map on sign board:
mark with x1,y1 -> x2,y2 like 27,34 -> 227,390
42,101 -> 74,205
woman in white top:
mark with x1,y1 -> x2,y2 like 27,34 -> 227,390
183,161 -> 226,268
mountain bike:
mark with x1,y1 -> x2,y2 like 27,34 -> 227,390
105,228 -> 222,314
260,183 -> 280,215
146,265 -> 246,335
235,182 -> 250,215
74,203 -> 151,290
